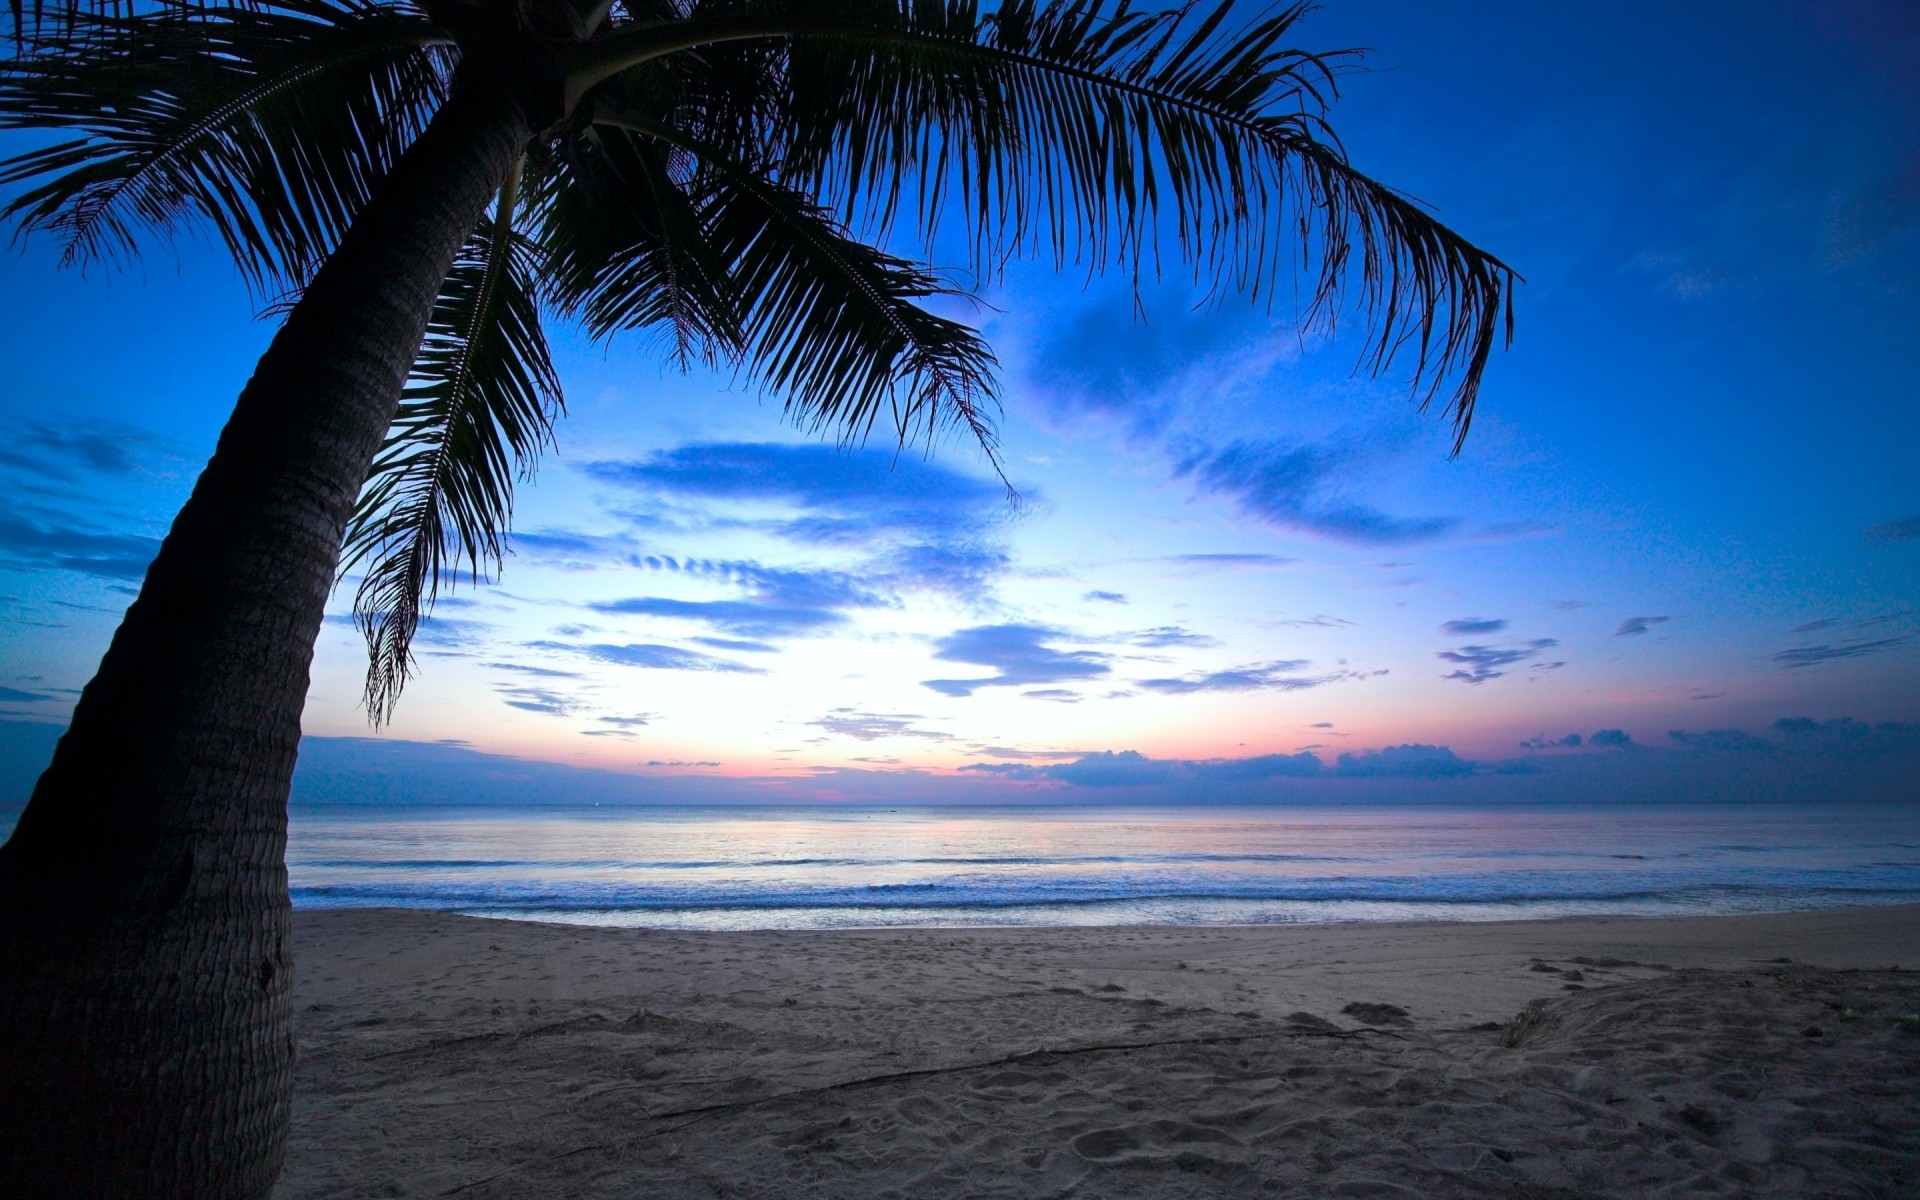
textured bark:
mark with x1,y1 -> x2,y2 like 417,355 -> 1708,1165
0,68 -> 540,1199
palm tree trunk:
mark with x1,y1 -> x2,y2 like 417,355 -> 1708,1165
0,64 -> 540,1199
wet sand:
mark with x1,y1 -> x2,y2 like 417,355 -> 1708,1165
279,905 -> 1920,1197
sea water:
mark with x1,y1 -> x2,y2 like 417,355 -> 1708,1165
269,803 -> 1920,930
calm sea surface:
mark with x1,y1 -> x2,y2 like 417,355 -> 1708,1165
267,803 -> 1920,929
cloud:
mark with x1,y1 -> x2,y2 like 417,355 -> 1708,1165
484,662 -> 582,678
1590,729 -> 1634,748
0,686 -> 55,703
1614,616 -> 1670,637
1767,635 -> 1912,669
0,420 -> 150,483
1441,617 -> 1508,636
1771,716 -> 1920,751
582,442 -> 1009,546
921,624 -> 1110,697
873,541 -> 1010,605
809,710 -> 950,741
992,749 -> 1329,788
1864,515 -> 1920,543
644,760 -> 720,768
1016,285 -> 1283,431
1274,615 -> 1355,630
1519,733 -> 1583,750
1126,625 -> 1218,649
1084,590 -> 1128,604
1138,660 -> 1374,695
1161,553 -> 1297,572
545,443 -> 1019,613
585,558 -> 897,640
965,746 -> 1087,761
691,636 -> 780,654
1436,638 -> 1559,684
590,596 -> 849,639
494,686 -> 583,717
1022,688 -> 1081,702
1333,744 -> 1475,779
1174,440 -> 1457,546
1774,716 -> 1910,736
598,714 -> 654,727
1668,728 -> 1774,753
525,640 -> 764,674
0,515 -> 159,580
1791,618 -> 1840,633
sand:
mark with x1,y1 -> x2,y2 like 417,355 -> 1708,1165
279,905 -> 1920,1198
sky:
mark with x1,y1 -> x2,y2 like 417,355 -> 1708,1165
1,0 -> 1917,807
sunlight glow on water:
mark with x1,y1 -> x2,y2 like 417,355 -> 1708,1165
283,804 -> 1920,929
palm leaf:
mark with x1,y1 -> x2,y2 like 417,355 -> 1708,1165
572,0 -> 1516,445
341,166 -> 563,721
578,113 -> 1001,459
535,122 -> 743,367
0,0 -> 451,293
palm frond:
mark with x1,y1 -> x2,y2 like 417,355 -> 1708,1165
589,113 -> 1002,463
573,0 -> 1515,444
341,169 -> 562,722
779,0 -> 1513,444
534,122 -> 743,367
0,0 -> 452,293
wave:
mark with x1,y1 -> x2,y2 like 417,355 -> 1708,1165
290,878 -> 1920,914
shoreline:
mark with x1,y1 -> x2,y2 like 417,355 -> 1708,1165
282,903 -> 1919,1197
370,893 -> 1920,934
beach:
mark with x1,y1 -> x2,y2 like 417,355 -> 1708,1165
280,904 -> 1919,1197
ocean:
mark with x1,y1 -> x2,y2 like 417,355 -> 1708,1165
270,803 -> 1920,929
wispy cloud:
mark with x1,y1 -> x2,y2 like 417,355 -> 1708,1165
1174,440 -> 1457,546
1138,661 -> 1377,695
1615,615 -> 1670,637
809,709 -> 950,741
591,596 -> 851,639
1160,552 -> 1297,572
691,636 -> 780,654
1022,688 -> 1081,702
1767,635 -> 1912,669
1441,617 -> 1508,635
1126,625 -> 1218,649
525,639 -> 763,674
921,624 -> 1110,697
0,420 -> 154,484
1436,638 -> 1559,684
1273,615 -> 1354,630
494,685 -> 584,717
582,442 -> 1011,546
1083,590 -> 1128,604
484,661 -> 581,678
0,515 -> 159,581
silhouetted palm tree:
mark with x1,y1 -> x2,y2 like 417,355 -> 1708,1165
0,0 -> 1513,1194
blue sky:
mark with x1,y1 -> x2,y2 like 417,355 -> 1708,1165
1,0 -> 1916,806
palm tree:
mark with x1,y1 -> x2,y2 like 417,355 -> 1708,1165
0,0 -> 1514,1194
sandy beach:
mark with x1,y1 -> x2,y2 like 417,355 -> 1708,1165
280,905 -> 1919,1197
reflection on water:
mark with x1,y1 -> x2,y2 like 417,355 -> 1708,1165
282,803 -> 1920,929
